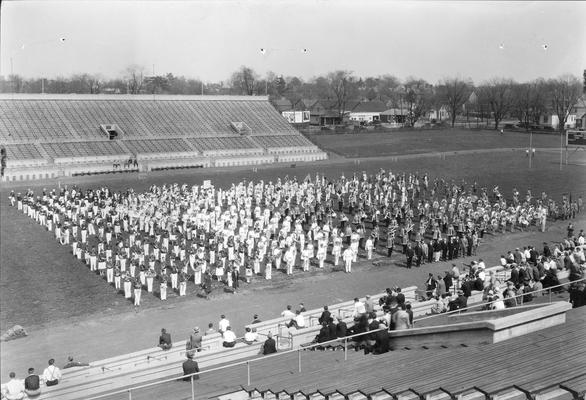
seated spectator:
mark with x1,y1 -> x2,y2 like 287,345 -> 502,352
503,282 -> 518,308
1,372 -> 25,400
181,352 -> 199,382
63,356 -> 89,369
491,291 -> 506,310
318,306 -> 331,324
186,327 -> 202,352
158,328 -> 172,350
441,293 -> 452,311
251,314 -> 262,324
373,323 -> 390,354
222,326 -> 237,347
313,322 -> 330,346
392,304 -> 411,330
261,332 -> 277,355
42,359 -> 61,387
243,327 -> 258,344
24,368 -> 41,398
280,305 -> 295,319
448,290 -> 468,312
395,287 -> 406,306
205,322 -> 216,336
218,315 -> 230,334
336,317 -> 348,338
430,296 -> 445,314
286,310 -> 306,329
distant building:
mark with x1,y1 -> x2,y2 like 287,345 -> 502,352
539,112 -> 577,130
380,108 -> 408,125
348,101 -> 387,123
428,106 -> 450,121
307,99 -> 361,126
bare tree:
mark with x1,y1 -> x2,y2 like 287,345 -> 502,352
511,79 -> 547,129
230,66 -> 258,95
403,78 -> 434,127
438,77 -> 473,127
478,78 -> 515,130
546,75 -> 582,131
327,70 -> 357,122
125,65 -> 144,94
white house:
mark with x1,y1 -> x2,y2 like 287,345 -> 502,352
348,101 -> 387,123
428,106 -> 450,122
540,113 -> 577,130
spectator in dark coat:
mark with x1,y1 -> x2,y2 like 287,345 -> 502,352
444,271 -> 453,293
158,328 -> 172,350
374,323 -> 391,354
336,317 -> 348,338
262,332 -> 277,355
24,368 -> 41,398
318,306 -> 331,324
181,352 -> 199,382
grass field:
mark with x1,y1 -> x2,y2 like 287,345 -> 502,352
0,128 -> 585,378
309,128 -> 563,157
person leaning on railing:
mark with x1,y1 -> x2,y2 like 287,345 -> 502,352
181,352 -> 199,382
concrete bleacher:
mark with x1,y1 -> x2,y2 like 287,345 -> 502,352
124,138 -> 200,160
40,141 -> 130,162
25,267 -> 576,399
188,136 -> 264,156
0,94 -> 329,181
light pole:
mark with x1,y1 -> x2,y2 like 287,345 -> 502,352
528,130 -> 533,169
7,37 -> 66,94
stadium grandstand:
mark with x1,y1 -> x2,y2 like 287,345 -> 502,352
0,94 -> 327,181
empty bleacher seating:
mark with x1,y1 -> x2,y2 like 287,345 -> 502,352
41,141 -> 129,162
123,138 -> 196,155
188,136 -> 263,156
0,94 -> 328,181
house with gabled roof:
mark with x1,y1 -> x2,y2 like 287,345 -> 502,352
271,98 -> 293,113
306,99 -> 362,126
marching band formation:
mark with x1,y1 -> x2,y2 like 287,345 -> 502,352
7,169 -> 581,306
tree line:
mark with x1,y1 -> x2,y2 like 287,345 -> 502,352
0,65 -> 582,131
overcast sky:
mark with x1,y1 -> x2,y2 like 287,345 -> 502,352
1,0 -> 584,84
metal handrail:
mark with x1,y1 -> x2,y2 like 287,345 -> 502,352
413,276 -> 585,324
85,325 -> 386,400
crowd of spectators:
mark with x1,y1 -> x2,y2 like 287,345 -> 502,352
8,170 -> 574,307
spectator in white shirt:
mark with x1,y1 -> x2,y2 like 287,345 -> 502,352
222,326 -> 237,347
243,327 -> 257,344
218,315 -> 230,334
280,305 -> 295,319
1,372 -> 25,400
352,298 -> 366,319
42,359 -> 62,386
286,310 -> 306,329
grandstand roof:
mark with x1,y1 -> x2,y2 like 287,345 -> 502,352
0,94 -> 269,101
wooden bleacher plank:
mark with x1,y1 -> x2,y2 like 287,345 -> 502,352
559,373 -> 586,398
